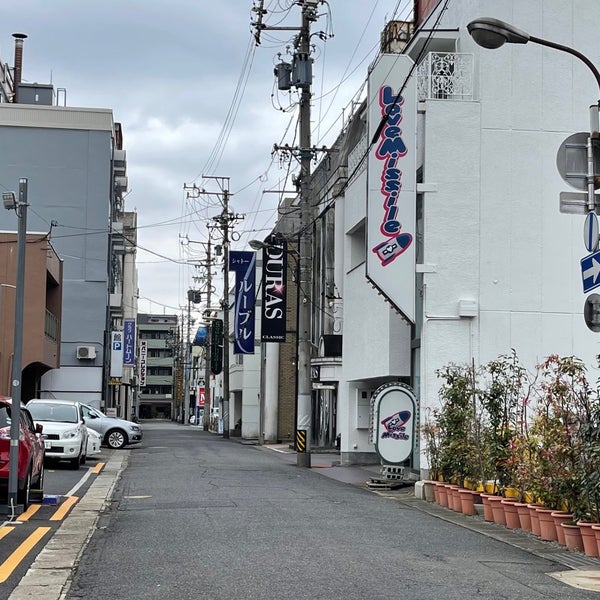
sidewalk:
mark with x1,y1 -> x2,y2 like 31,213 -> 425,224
260,441 -> 600,592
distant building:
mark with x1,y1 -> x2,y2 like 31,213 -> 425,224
0,34 -> 137,408
137,314 -> 178,419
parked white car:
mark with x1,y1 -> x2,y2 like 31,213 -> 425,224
86,427 -> 102,456
26,399 -> 89,469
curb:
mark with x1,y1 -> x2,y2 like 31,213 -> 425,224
8,451 -> 128,600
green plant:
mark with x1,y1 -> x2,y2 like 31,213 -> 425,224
480,350 -> 527,494
435,363 -> 482,485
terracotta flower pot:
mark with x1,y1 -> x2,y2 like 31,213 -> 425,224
577,522 -> 600,558
444,485 -> 459,511
432,482 -> 442,504
458,489 -> 480,516
436,483 -> 448,507
561,522 -> 584,552
527,504 -> 543,537
488,495 -> 506,526
515,502 -> 532,532
480,493 -> 495,522
535,507 -> 558,542
501,499 -> 521,529
591,525 -> 600,557
551,511 -> 573,546
451,487 -> 463,512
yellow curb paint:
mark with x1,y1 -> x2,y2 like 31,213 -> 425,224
91,462 -> 105,474
50,496 -> 79,521
0,527 -> 15,540
17,504 -> 42,522
0,526 -> 51,583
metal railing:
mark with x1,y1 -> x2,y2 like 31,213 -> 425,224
417,52 -> 474,101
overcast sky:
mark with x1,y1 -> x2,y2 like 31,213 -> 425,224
0,0 -> 412,322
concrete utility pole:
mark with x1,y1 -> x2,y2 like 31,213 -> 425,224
205,176 -> 243,439
254,0 -> 326,467
203,237 -> 212,431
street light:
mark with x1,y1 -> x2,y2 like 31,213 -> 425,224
467,17 -> 600,214
3,179 -> 28,514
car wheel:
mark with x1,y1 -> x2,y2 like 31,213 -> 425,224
106,429 -> 127,449
30,463 -> 44,503
17,468 -> 32,509
69,455 -> 80,469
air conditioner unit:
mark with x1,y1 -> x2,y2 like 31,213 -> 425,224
76,346 -> 97,360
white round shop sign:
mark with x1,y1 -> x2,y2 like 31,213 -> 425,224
373,382 -> 417,465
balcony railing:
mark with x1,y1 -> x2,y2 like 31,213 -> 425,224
45,310 -> 59,342
417,52 -> 474,101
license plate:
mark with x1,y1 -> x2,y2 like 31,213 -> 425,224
44,441 -> 52,449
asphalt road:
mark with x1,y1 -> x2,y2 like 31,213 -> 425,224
61,421 -> 600,600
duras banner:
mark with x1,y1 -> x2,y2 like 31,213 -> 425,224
261,239 -> 287,342
366,53 -> 416,323
373,382 -> 417,465
123,318 -> 136,366
229,251 -> 256,354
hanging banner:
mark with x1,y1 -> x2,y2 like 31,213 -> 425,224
261,239 -> 287,342
366,53 -> 417,323
373,382 -> 417,465
138,340 -> 147,387
229,251 -> 256,354
197,387 -> 205,407
210,319 -> 223,374
123,318 -> 136,366
110,331 -> 123,378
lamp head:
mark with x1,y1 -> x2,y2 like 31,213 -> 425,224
467,17 -> 530,49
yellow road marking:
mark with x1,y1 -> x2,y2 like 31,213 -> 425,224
50,496 -> 79,521
17,504 -> 41,522
0,527 -> 15,540
91,462 -> 105,474
0,527 -> 51,583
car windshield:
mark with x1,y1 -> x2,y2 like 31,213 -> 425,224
28,403 -> 78,423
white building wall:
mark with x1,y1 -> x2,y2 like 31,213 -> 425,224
418,0 -> 600,470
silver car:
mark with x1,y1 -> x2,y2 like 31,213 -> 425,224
80,403 -> 143,449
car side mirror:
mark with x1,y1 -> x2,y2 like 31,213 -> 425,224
35,423 -> 43,434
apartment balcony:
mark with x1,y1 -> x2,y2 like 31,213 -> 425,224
417,52 -> 474,101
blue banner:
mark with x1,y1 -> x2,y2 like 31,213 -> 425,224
229,251 -> 256,354
123,318 -> 136,366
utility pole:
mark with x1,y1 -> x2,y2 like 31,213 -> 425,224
204,177 -> 243,439
202,237 -> 212,431
254,0 -> 326,467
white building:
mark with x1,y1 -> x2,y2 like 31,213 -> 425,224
237,0 -> 600,473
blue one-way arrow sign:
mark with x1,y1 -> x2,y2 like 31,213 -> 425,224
581,251 -> 600,292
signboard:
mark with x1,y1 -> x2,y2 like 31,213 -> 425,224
584,293 -> 600,332
373,382 -> 417,465
210,319 -> 223,375
366,53 -> 417,323
556,132 -> 600,191
197,387 -> 206,407
138,340 -> 148,387
261,239 -> 287,342
581,251 -> 600,293
584,212 -> 599,253
110,331 -> 123,378
123,318 -> 136,366
229,251 -> 256,354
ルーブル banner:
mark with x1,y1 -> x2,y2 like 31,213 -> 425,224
229,251 -> 256,354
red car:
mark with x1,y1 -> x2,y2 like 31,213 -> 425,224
0,396 -> 45,508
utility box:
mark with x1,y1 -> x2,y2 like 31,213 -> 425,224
356,389 -> 373,429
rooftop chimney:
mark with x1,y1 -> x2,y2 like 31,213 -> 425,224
12,33 -> 27,103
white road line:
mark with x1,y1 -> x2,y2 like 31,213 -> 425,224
65,467 -> 93,497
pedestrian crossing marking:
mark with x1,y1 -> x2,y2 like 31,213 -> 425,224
0,526 -> 51,583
